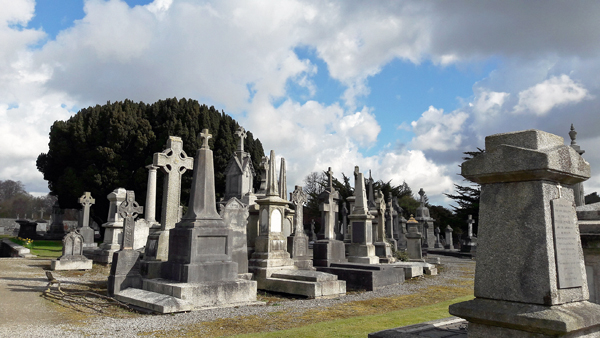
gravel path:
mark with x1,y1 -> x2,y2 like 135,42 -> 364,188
0,255 -> 474,337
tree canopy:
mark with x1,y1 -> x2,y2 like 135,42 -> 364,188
37,98 -> 264,225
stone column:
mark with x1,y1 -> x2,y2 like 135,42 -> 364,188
145,164 -> 158,224
449,129 -> 600,337
444,225 -> 453,250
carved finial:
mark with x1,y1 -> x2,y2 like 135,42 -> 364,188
235,126 -> 247,153
199,129 -> 212,149
569,124 -> 577,145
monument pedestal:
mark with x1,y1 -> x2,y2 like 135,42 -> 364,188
450,298 -> 600,337
108,250 -> 142,296
374,241 -> 394,263
312,239 -> 347,267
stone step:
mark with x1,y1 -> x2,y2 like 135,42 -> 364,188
114,288 -> 193,314
270,269 -> 339,282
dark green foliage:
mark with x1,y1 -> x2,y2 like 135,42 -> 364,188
585,192 -> 600,204
37,98 -> 264,225
444,184 -> 480,234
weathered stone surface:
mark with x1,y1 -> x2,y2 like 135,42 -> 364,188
114,288 -> 193,313
107,249 -> 142,296
219,197 -> 250,274
347,170 -> 379,264
318,262 -> 404,291
52,231 -> 92,271
368,317 -> 467,338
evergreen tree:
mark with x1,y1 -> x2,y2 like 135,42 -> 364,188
37,98 -> 264,227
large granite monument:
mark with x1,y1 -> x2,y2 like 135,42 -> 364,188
449,129 -> 600,337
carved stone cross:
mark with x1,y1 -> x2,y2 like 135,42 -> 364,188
78,192 -> 95,228
467,214 -> 475,238
154,136 -> 193,230
199,128 -> 212,149
118,191 -> 143,250
235,126 -> 247,153
418,188 -> 425,205
326,167 -> 334,190
291,186 -> 308,234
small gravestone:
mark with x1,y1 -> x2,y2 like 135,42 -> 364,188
78,192 -> 97,248
460,214 -> 477,254
107,190 -> 143,296
48,201 -> 65,238
16,219 -> 38,240
434,226 -> 442,248
444,225 -> 453,249
450,129 -> 600,337
220,197 -> 250,276
405,215 -> 422,261
51,231 -> 93,270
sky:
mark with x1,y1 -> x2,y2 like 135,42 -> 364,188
2,0 -> 600,207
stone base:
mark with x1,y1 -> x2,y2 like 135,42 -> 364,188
374,241 -> 395,263
139,260 -> 164,279
293,257 -> 315,270
449,298 -> 600,337
254,268 -> 346,298
51,257 -> 93,271
346,243 -> 380,264
317,262 -> 404,291
114,288 -> 193,313
84,246 -> 119,264
313,239 -> 348,267
368,316 -> 467,338
143,278 -> 258,309
391,263 -> 424,279
108,250 -> 142,296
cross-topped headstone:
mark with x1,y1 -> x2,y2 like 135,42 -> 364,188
291,186 -> 308,235
235,126 -> 247,153
467,214 -> 475,238
153,136 -> 193,231
199,128 -> 212,149
418,188 -> 425,205
78,192 -> 95,228
326,167 -> 334,191
118,191 -> 143,250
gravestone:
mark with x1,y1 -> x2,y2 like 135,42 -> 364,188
313,167 -> 347,267
415,189 -> 435,249
444,225 -> 454,250
340,201 -> 349,242
373,190 -> 394,263
89,188 -> 126,263
107,190 -> 143,296
405,216 -> 422,261
385,193 -> 398,250
249,151 -> 345,298
47,201 -> 65,238
287,186 -> 313,269
51,230 -> 93,270
219,197 -> 250,276
434,226 -> 442,248
142,136 -> 194,277
78,192 -> 97,248
449,129 -> 600,337
224,126 -> 255,204
460,214 -> 477,254
346,169 -> 379,264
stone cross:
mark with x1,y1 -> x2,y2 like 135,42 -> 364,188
367,170 -> 375,208
118,191 -> 143,250
78,192 -> 95,228
418,188 -> 425,205
153,136 -> 193,231
235,126 -> 247,153
467,214 -> 475,238
291,186 -> 308,235
326,167 -> 334,191
310,219 -> 316,241
199,128 -> 212,149
39,208 -> 44,220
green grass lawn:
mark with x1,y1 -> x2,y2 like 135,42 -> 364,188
8,237 -> 63,258
232,295 -> 473,338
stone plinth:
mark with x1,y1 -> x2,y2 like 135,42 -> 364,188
52,231 -> 93,271
449,129 -> 600,337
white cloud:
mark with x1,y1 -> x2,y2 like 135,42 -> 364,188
513,75 -> 591,115
410,106 -> 468,151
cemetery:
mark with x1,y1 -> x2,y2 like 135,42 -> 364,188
1,122 -> 599,338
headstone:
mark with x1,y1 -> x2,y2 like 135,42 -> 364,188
385,193 -> 397,249
220,197 -> 251,276
405,215 -> 422,260
346,168 -> 379,264
224,126 -> 255,204
310,219 -> 317,242
449,129 -> 600,337
415,189 -> 435,249
287,186 -> 313,269
16,220 -> 38,240
444,225 -> 454,250
92,188 -> 126,263
51,230 -> 93,270
48,201 -> 65,237
373,190 -> 393,262
107,190 -> 143,296
434,226 -> 442,248
142,137 -> 193,277
460,214 -> 477,254
313,167 -> 347,267
393,198 -> 407,250
340,201 -> 348,242
78,192 -> 97,248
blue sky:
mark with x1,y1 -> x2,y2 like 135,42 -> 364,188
2,0 -> 600,207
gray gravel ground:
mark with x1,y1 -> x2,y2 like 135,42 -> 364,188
0,255 -> 474,338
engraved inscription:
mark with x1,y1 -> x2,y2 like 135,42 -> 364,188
197,236 -> 227,256
552,198 -> 583,289
352,221 -> 365,243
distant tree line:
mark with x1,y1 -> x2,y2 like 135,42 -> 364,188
37,98 -> 265,228
0,180 -> 56,219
